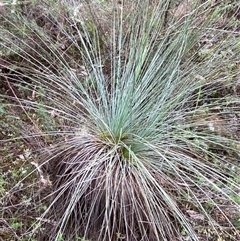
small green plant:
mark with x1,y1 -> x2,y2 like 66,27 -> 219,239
1,0 -> 240,241
230,195 -> 240,205
11,221 -> 23,230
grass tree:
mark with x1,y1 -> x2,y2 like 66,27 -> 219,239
0,0 -> 240,240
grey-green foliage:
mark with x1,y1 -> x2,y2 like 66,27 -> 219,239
0,0 -> 240,241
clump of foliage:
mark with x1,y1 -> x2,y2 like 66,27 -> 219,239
1,0 -> 240,241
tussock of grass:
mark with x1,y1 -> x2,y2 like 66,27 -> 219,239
1,0 -> 240,241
